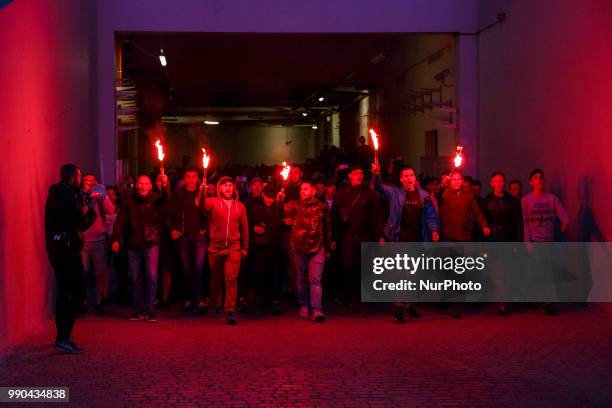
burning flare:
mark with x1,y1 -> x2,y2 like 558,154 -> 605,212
154,139 -> 165,162
201,148 -> 210,169
280,161 -> 291,181
453,146 -> 463,168
369,129 -> 379,151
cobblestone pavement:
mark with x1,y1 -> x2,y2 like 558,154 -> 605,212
1,304 -> 612,407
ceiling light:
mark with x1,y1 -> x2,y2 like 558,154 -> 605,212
302,112 -> 308,117
159,49 -> 167,67
312,124 -> 318,129
318,97 -> 324,102
204,121 -> 219,125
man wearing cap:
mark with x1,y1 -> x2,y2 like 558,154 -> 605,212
331,164 -> 384,314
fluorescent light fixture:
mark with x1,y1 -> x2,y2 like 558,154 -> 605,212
204,121 -> 219,125
159,49 -> 167,67
318,97 -> 325,102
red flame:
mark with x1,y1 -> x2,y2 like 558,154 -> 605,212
201,148 -> 210,169
280,161 -> 291,180
453,146 -> 463,168
369,129 -> 379,151
154,139 -> 165,162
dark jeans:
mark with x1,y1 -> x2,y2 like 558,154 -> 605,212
177,235 -> 208,304
251,245 -> 282,303
291,248 -> 325,313
49,250 -> 85,343
128,247 -> 159,314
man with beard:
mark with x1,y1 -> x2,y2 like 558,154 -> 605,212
198,176 -> 249,325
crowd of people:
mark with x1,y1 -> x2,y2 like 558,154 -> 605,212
44,142 -> 570,353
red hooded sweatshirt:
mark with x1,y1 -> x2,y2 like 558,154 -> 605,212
202,178 -> 249,254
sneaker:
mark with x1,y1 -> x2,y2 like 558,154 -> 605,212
184,301 -> 195,314
145,312 -> 157,323
299,306 -> 309,317
393,305 -> 406,323
312,311 -> 326,323
225,312 -> 236,325
54,340 -> 83,354
194,300 -> 208,315
130,312 -> 145,321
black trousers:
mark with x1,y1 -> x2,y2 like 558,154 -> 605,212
251,245 -> 282,303
339,234 -> 361,305
49,250 -> 85,343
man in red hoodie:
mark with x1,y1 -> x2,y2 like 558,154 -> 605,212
198,176 -> 249,325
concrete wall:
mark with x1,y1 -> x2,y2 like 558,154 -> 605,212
478,0 -> 612,240
0,0 -> 98,349
375,34 -> 457,174
478,0 -> 612,311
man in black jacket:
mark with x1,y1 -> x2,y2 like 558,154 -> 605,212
112,175 -> 168,322
482,171 -> 522,315
247,184 -> 284,314
331,164 -> 384,314
45,164 -> 97,354
168,167 -> 208,314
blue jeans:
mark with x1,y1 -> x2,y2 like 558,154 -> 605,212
291,247 -> 325,313
128,247 -> 159,313
177,235 -> 208,303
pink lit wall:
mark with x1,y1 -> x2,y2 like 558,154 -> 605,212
479,0 -> 612,241
478,1 -> 612,312
0,0 -> 98,350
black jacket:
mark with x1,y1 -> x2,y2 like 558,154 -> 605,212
167,186 -> 207,238
247,200 -> 283,248
331,184 -> 384,242
482,192 -> 522,241
112,190 -> 167,250
45,182 -> 96,254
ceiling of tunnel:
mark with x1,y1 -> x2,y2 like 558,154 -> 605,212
116,32 -> 419,126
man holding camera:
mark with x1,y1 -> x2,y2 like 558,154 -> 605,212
45,164 -> 97,354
